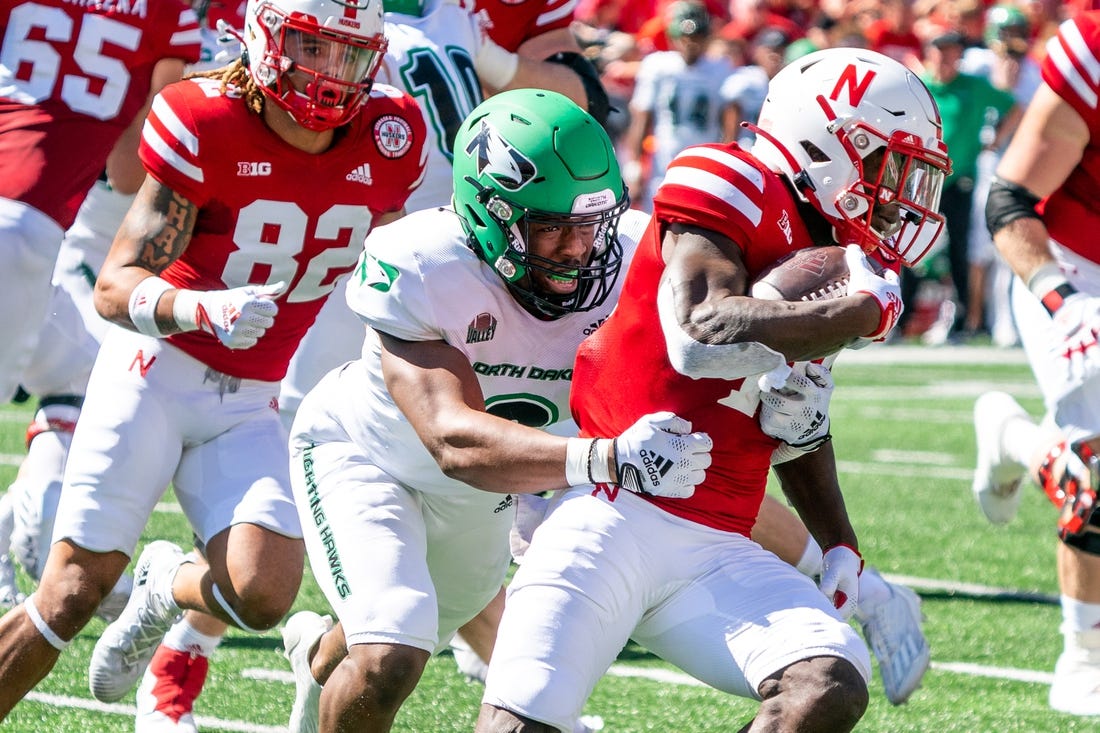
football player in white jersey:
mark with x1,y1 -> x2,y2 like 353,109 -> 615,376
620,1 -> 736,210
280,89 -> 711,733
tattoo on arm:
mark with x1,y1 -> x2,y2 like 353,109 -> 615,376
138,185 -> 198,274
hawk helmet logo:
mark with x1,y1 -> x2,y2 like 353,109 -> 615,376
465,120 -> 537,191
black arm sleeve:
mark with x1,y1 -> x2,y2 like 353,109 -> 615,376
545,51 -> 610,126
985,176 -> 1042,237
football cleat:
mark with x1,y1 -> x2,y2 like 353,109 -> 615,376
972,391 -> 1030,524
574,715 -> 605,732
450,632 -> 488,684
1050,629 -> 1100,716
283,610 -> 332,733
135,644 -> 209,732
94,572 -> 134,623
89,541 -> 184,702
0,555 -> 25,611
857,569 -> 930,705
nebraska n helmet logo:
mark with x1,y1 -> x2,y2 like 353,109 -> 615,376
466,120 -> 537,191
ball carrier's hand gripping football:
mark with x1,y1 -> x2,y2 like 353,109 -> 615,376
566,412 -> 713,499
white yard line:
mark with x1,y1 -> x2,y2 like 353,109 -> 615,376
25,691 -> 287,732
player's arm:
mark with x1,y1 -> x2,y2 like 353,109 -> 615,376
773,443 -> 862,617
988,83 -> 1087,284
105,57 -> 188,195
378,331 -> 711,497
657,224 -> 891,377
619,104 -> 653,195
95,177 -> 282,348
474,26 -> 608,123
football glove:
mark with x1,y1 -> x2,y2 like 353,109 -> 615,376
844,245 -> 903,341
173,281 -> 285,350
758,362 -> 833,450
612,412 -> 713,499
1048,292 -> 1100,399
820,544 -> 863,620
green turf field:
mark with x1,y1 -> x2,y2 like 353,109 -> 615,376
0,344 -> 1089,732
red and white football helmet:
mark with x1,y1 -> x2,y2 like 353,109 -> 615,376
748,48 -> 951,266
243,0 -> 387,130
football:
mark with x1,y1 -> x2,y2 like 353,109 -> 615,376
750,245 -> 885,358
750,245 -> 853,303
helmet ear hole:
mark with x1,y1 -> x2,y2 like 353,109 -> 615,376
800,140 -> 830,163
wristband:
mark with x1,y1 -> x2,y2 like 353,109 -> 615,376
824,543 -> 864,573
171,288 -> 207,333
565,437 -> 592,486
1027,262 -> 1077,315
474,37 -> 519,89
590,438 -> 613,484
127,276 -> 173,338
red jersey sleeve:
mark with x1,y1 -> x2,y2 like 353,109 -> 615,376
139,81 -> 210,206
358,84 -> 429,213
1042,13 -> 1100,137
652,144 -> 768,252
476,0 -> 575,52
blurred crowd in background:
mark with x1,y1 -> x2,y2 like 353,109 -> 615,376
570,0 -> 1097,346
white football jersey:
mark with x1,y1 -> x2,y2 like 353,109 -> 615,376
303,206 -> 649,496
630,52 -> 735,175
378,0 -> 484,211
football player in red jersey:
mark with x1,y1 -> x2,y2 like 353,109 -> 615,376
470,0 -> 611,125
476,48 -> 951,733
973,11 -> 1100,717
0,0 -> 201,408
0,0 -> 427,720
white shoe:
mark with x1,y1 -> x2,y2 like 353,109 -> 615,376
574,714 -> 605,732
0,555 -> 25,610
135,644 -> 208,732
94,572 -> 134,623
89,541 -> 184,702
282,610 -> 332,733
857,570 -> 930,705
972,391 -> 1030,524
450,632 -> 489,684
1050,630 -> 1100,716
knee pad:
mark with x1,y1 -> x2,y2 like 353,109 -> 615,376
1039,440 -> 1100,541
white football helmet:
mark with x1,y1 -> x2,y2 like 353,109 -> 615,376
749,48 -> 951,266
243,0 -> 387,130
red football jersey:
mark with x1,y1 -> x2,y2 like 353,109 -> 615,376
1039,11 -> 1100,264
571,143 -> 817,536
475,0 -> 574,52
139,79 -> 427,381
0,0 -> 202,228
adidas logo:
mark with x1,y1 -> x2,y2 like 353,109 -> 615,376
346,163 -> 372,184
620,450 -> 673,494
493,495 -> 514,514
583,316 -> 608,336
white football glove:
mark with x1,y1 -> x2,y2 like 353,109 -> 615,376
464,6 -> 518,89
1049,292 -> 1100,398
173,281 -> 285,350
758,362 -> 833,449
819,544 -> 863,620
844,245 -> 903,341
614,412 -> 713,499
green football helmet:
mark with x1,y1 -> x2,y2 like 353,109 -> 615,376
452,89 -> 629,319
984,4 -> 1030,56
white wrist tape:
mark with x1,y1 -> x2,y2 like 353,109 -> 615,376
565,437 -> 592,486
171,289 -> 204,333
564,437 -> 614,486
475,37 -> 519,89
590,439 -> 614,484
1026,262 -> 1068,300
128,276 -> 173,338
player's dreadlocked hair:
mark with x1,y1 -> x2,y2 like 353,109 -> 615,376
186,59 -> 265,117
